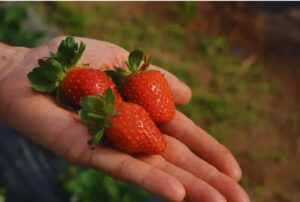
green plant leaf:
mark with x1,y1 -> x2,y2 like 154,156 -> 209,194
103,88 -> 115,106
79,96 -> 103,116
38,59 -> 58,82
79,89 -> 119,145
48,58 -> 67,77
27,67 -> 58,92
104,69 -> 125,88
102,88 -> 119,115
116,67 -> 131,77
28,58 -> 66,93
104,120 -> 113,127
128,49 -> 144,71
38,58 -> 65,82
56,35 -> 85,68
72,41 -> 86,66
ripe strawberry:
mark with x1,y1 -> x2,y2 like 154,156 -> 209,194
79,89 -> 166,154
60,67 -> 121,108
27,36 -> 121,109
121,69 -> 175,123
106,49 -> 175,123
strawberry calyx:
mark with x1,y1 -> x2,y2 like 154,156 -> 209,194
105,49 -> 150,87
79,88 -> 119,145
125,48 -> 150,73
27,36 -> 85,94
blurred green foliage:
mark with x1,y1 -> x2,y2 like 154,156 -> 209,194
60,167 -> 150,202
174,2 -> 198,24
0,4 -> 43,46
245,150 -> 287,163
0,187 -> 6,202
45,2 -> 92,36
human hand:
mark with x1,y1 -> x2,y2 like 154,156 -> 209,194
0,37 -> 249,202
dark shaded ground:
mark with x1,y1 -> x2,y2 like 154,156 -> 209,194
0,125 -> 68,202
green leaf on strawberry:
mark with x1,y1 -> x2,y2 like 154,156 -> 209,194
27,36 -> 85,95
27,67 -> 58,92
79,88 -> 118,144
38,59 -> 65,82
53,36 -> 85,68
104,70 -> 123,88
127,49 -> 144,72
79,96 -> 104,121
105,49 -> 151,88
87,128 -> 104,145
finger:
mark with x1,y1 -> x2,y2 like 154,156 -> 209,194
158,110 -> 242,181
138,154 -> 226,202
163,136 -> 250,202
88,147 -> 185,202
209,173 -> 250,202
150,65 -> 192,105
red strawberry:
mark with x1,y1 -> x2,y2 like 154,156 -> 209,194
79,89 -> 166,154
60,68 -> 121,108
107,101 -> 166,154
27,36 -> 121,108
106,49 -> 175,123
121,69 -> 175,123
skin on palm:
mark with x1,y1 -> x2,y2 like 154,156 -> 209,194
0,37 -> 249,202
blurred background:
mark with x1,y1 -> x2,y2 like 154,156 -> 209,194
0,2 -> 299,202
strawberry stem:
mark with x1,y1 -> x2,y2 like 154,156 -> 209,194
141,53 -> 150,71
87,129 -> 104,145
87,113 -> 105,120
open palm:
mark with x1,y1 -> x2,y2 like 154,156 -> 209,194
0,37 -> 249,202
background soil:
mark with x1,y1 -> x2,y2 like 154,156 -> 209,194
191,3 -> 300,202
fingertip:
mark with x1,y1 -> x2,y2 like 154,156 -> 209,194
209,173 -> 250,202
143,170 -> 186,202
187,179 -> 227,202
172,80 -> 192,105
169,181 -> 186,202
198,126 -> 243,182
220,159 -> 242,182
221,151 -> 242,181
230,165 -> 242,181
165,73 -> 192,105
213,192 -> 227,202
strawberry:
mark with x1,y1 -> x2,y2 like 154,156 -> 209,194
106,49 -> 175,123
27,36 -> 121,108
60,67 -> 121,108
79,89 -> 166,154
